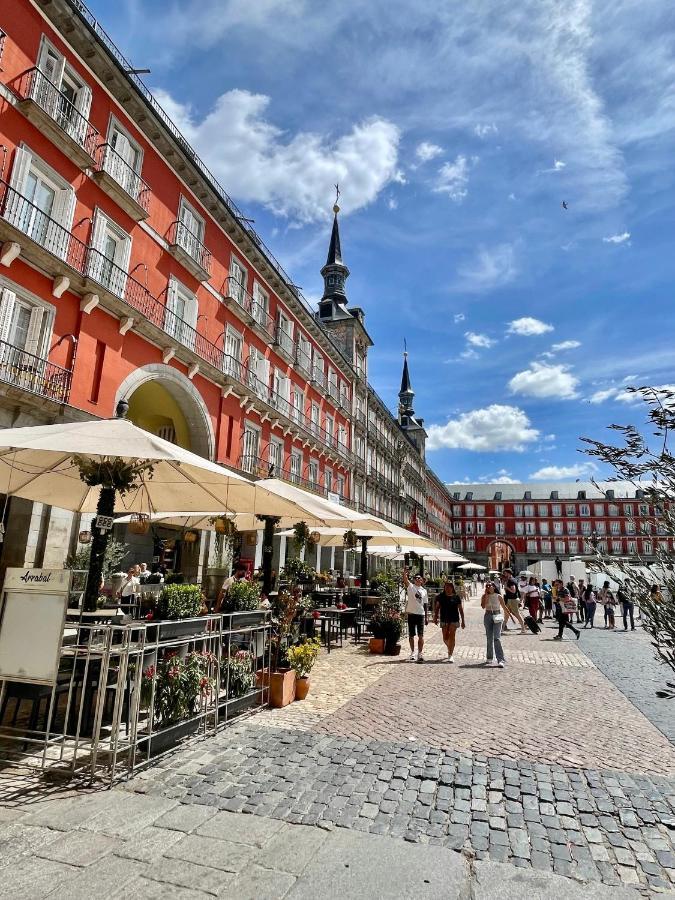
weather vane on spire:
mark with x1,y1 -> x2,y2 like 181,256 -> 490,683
404,337 -> 408,358
333,183 -> 340,215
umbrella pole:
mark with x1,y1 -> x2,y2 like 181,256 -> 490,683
418,554 -> 425,577
258,515 -> 280,596
360,537 -> 371,598
83,485 -> 116,613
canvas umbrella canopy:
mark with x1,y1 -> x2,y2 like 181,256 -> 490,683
457,562 -> 486,571
368,546 -> 466,562
277,525 -> 440,550
0,415 -> 360,607
253,479 -> 383,530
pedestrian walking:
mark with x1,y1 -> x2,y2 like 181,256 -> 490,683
433,580 -> 465,663
555,555 -> 563,579
541,578 -> 553,619
598,582 -> 616,629
553,588 -> 581,641
576,579 -> 587,624
502,568 -> 526,634
403,569 -> 428,663
618,582 -> 635,631
525,577 -> 542,622
481,582 -> 509,667
583,584 -> 597,628
552,579 -> 563,621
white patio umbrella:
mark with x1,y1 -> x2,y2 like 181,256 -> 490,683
277,524 -> 441,551
368,546 -> 467,562
457,562 -> 486,571
253,479 -> 383,530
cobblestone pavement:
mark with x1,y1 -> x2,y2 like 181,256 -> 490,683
2,597 -> 675,896
576,621 -> 675,743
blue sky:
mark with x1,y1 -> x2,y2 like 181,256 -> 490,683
90,0 -> 675,484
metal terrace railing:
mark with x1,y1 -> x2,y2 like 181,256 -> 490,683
0,339 -> 72,404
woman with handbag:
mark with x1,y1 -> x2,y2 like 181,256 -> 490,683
481,582 -> 509,668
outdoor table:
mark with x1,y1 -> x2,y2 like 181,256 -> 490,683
320,607 -> 358,644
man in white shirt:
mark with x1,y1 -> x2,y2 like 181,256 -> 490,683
119,566 -> 140,601
403,569 -> 428,663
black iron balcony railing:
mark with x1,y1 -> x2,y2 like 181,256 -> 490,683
1,182 -> 88,270
223,276 -> 253,317
274,324 -> 294,357
168,220 -> 212,277
0,339 -> 72,404
250,299 -> 276,341
16,68 -> 100,159
93,143 -> 150,212
312,365 -> 326,389
295,344 -> 312,377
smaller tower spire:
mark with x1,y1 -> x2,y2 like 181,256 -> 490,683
399,348 -> 415,421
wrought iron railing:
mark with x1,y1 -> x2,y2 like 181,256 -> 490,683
168,220 -> 212,276
275,324 -> 294,357
223,276 -> 253,317
0,339 -> 72,404
16,68 -> 99,158
94,143 -> 150,212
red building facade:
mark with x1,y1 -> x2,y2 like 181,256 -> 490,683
445,482 -> 667,571
0,0 -> 454,574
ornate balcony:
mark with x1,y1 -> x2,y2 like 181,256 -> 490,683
92,143 -> 150,220
0,339 -> 72,405
15,68 -> 99,169
167,220 -> 211,282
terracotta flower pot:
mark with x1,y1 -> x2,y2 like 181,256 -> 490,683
269,669 -> 296,708
295,676 -> 310,700
369,637 -> 385,654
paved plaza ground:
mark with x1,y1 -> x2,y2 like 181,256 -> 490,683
0,591 -> 674,897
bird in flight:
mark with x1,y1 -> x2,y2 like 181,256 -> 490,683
561,201 -> 568,210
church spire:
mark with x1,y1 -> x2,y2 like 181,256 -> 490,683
399,347 -> 415,420
320,187 -> 349,304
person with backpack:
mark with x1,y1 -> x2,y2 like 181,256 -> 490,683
553,588 -> 581,641
583,583 -> 597,628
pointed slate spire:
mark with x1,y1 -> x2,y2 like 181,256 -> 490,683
320,191 -> 349,305
399,349 -> 415,419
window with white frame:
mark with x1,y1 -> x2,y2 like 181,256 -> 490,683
566,504 -> 575,516
240,423 -> 260,473
465,522 -> 474,534
338,423 -> 348,449
524,521 -> 535,535
6,146 -> 76,260
87,209 -> 132,298
639,503 -> 649,516
580,504 -> 590,516
612,540 -> 622,554
643,540 -> 652,555
35,38 -> 92,146
552,504 -> 562,516
310,402 -> 320,436
524,504 -> 534,517
312,351 -> 325,386
466,539 -> 475,552
466,505 -> 474,517
495,504 -> 504,517
567,521 -> 577,535
555,540 -> 565,553
515,522 -> 524,535
595,521 -> 606,534
477,521 -> 485,534
625,521 -> 635,534
553,521 -> 563,535
336,474 -> 345,497
222,326 -> 242,379
325,414 -> 334,443
623,503 -> 633,516
476,505 -> 485,517
527,540 -> 537,553
309,459 -> 319,486
594,503 -> 604,516
247,346 -> 269,399
514,504 -> 523,516
276,310 -> 294,355
228,256 -> 247,304
627,540 -> 637,554
177,196 -> 205,261
268,438 -> 283,477
541,540 -> 552,553
608,503 -> 619,516
453,505 -> 461,516
297,332 -> 312,372
610,521 -> 621,535
538,504 -> 548,516
104,119 -> 143,201
495,522 -> 505,535
581,521 -> 591,535
660,540 -> 669,551
453,539 -> 462,551
569,539 -> 579,554
324,469 -> 333,492
252,282 -> 269,326
0,283 -> 53,364
453,521 -> 461,534
164,277 -> 197,349
327,368 -> 338,400
290,449 -> 302,483
539,522 -> 549,535
291,386 -> 304,424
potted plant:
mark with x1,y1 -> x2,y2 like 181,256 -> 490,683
220,650 -> 258,715
368,608 -> 386,653
153,583 -> 207,639
282,557 -> 316,587
263,588 -> 302,707
343,528 -> 358,550
286,638 -> 321,700
140,649 -> 215,754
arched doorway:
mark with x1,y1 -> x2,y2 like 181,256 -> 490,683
487,540 -> 516,572
115,364 -> 215,460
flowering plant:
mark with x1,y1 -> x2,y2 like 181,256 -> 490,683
141,649 -> 215,726
286,638 -> 321,678
221,650 -> 255,698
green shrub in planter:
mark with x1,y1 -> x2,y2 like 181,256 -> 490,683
222,578 -> 261,612
158,584 -> 203,620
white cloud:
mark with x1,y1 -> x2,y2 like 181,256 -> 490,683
589,387 -> 619,404
427,404 -> 540,452
540,159 -> 567,174
529,463 -> 597,480
153,88 -> 400,223
507,317 -> 554,336
551,340 -> 581,352
433,155 -> 473,202
453,313 -> 466,324
387,197 -> 398,210
474,123 -> 498,138
392,169 -> 407,184
509,362 -> 579,399
415,141 -> 443,162
459,348 -> 479,360
603,232 -> 631,244
465,331 -> 495,349
457,243 -> 517,293
590,383 -> 675,405
483,469 -> 520,484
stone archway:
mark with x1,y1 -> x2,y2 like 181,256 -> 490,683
486,539 -> 516,572
115,364 -> 215,460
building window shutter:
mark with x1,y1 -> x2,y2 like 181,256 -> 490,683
6,149 -> 33,228
165,277 -> 180,343
24,306 -> 45,357
86,211 -> 108,283
69,85 -> 92,145
47,188 -> 75,261
9,148 -> 33,194
0,289 -> 17,345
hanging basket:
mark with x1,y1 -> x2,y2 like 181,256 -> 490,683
78,530 -> 92,545
309,531 -> 321,545
128,513 -> 150,535
183,530 -> 199,544
343,529 -> 358,550
212,515 -> 236,537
